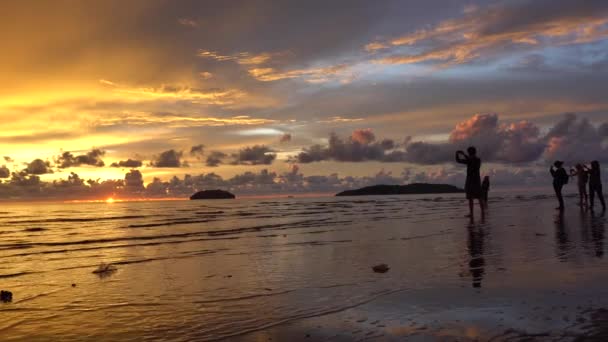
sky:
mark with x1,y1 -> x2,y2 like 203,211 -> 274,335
1,0 -> 608,199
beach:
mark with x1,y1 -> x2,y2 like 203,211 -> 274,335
1,192 -> 608,341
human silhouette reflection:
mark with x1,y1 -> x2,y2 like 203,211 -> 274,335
554,211 -> 570,261
467,224 -> 485,288
591,211 -> 606,258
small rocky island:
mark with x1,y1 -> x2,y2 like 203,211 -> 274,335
190,189 -> 236,200
335,183 -> 464,197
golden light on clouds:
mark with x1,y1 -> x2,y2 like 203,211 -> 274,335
0,0 -> 607,199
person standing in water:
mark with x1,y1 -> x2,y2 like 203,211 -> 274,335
550,161 -> 569,211
456,147 -> 485,218
481,176 -> 490,208
584,161 -> 606,211
570,164 -> 589,209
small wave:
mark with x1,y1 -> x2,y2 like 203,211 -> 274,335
23,227 -> 47,232
285,239 -> 352,246
5,215 -> 150,224
193,289 -> 295,305
0,271 -> 37,279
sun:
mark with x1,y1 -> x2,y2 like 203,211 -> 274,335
106,197 -> 115,204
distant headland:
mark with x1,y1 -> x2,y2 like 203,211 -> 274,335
335,183 -> 464,197
190,190 -> 236,200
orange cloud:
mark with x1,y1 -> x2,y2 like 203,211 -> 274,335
373,3 -> 608,66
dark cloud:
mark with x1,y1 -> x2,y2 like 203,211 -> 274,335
232,145 -> 276,165
374,0 -> 608,67
56,149 -> 105,168
0,165 -> 10,178
0,161 -> 589,200
405,113 -> 546,164
279,133 -> 292,143
205,151 -> 227,167
293,113 -> 608,165
4,156 -> 13,163
124,169 -> 144,190
292,130 -> 396,163
150,149 -> 183,167
110,159 -> 143,168
190,144 -> 205,159
25,159 -> 52,175
544,113 -> 608,163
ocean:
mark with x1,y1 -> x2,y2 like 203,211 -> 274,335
1,193 -> 608,341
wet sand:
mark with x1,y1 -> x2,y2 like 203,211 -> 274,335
238,196 -> 608,341
1,193 -> 607,341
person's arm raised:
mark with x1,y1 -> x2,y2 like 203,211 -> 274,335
455,151 -> 467,164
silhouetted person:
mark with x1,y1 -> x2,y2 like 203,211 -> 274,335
584,161 -> 606,212
481,176 -> 490,208
550,160 -> 568,211
570,164 -> 589,209
456,147 -> 485,218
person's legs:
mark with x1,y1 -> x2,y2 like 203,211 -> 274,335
468,198 -> 474,217
479,198 -> 485,218
590,185 -> 596,210
598,184 -> 606,210
583,186 -> 588,208
554,184 -> 564,210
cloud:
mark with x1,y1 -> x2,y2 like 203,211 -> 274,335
247,64 -> 351,83
364,42 -> 389,52
232,145 -> 276,165
279,133 -> 292,143
56,149 -> 106,168
205,151 -> 227,167
25,159 -> 52,175
293,113 -> 607,165
544,113 -> 608,163
110,159 -> 143,168
97,113 -> 277,128
373,0 -> 608,66
4,156 -> 13,163
124,169 -> 144,190
0,162 -> 576,200
99,80 -> 249,106
317,116 -> 365,124
292,130 -> 396,163
150,149 -> 183,167
198,48 -> 355,84
190,144 -> 205,159
351,128 -> 376,144
178,18 -> 199,28
199,72 -> 213,79
0,165 -> 10,178
403,114 -> 546,164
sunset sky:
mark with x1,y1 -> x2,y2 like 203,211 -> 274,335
1,0 -> 608,198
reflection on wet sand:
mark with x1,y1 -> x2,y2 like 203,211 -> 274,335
554,211 -> 571,262
467,223 -> 486,288
590,211 -> 606,258
3,194 -> 608,340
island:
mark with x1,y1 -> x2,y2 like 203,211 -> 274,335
190,190 -> 236,200
335,183 -> 464,197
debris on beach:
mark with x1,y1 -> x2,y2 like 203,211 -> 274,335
1,290 -> 13,303
92,263 -> 117,277
372,264 -> 390,273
